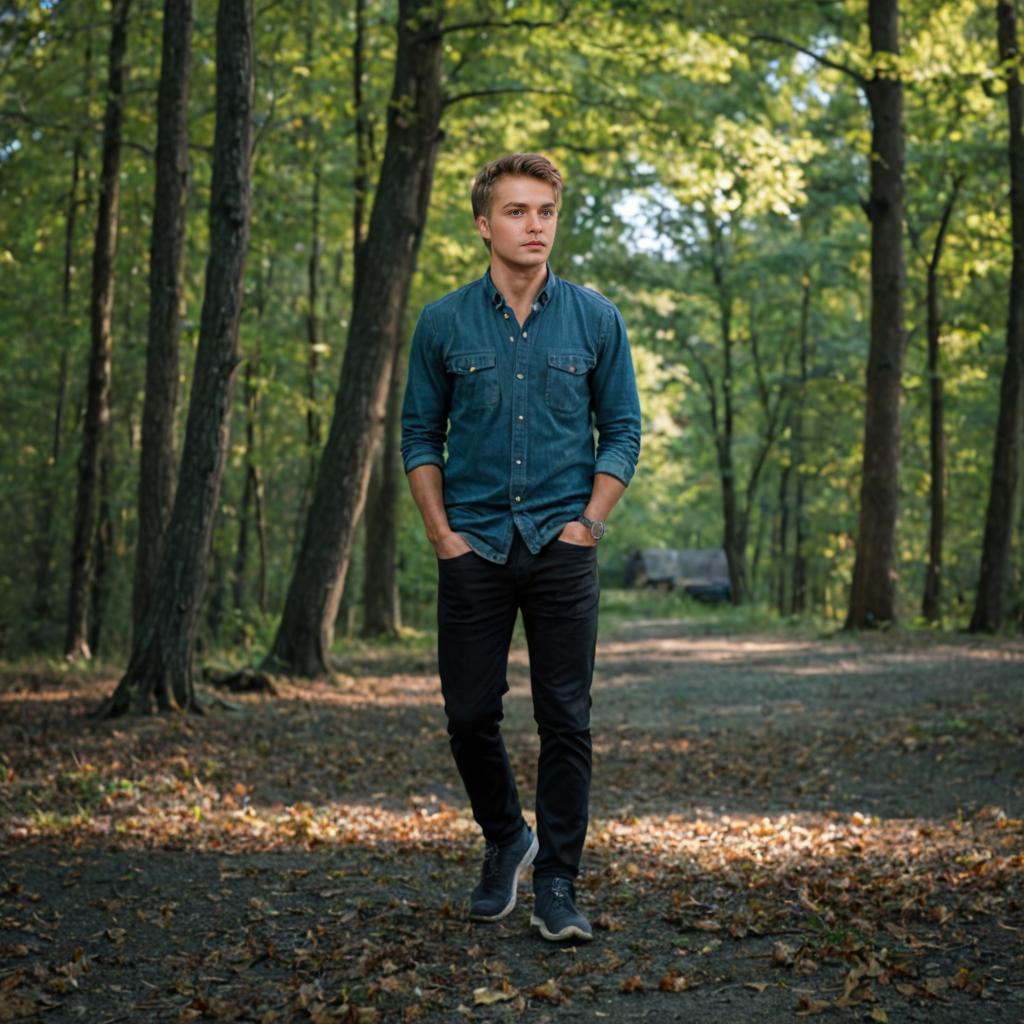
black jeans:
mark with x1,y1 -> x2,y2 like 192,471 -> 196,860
437,530 -> 599,881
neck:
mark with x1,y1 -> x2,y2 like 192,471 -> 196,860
489,259 -> 548,307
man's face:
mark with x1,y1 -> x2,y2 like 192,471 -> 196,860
476,174 -> 558,271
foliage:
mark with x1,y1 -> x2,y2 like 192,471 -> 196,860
0,0 -> 1021,657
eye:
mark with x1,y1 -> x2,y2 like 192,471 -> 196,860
508,209 -> 523,216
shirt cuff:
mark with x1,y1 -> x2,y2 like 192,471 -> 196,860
403,452 -> 445,474
595,454 -> 637,487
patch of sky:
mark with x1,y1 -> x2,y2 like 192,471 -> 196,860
614,185 -> 684,261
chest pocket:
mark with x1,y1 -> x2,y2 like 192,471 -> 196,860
446,352 -> 499,410
545,352 -> 594,413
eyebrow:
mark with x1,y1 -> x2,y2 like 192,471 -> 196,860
502,201 -> 557,210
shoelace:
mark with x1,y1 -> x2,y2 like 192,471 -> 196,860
548,878 -> 573,902
480,843 -> 501,880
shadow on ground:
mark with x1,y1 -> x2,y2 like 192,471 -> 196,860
1,625 -> 1022,1022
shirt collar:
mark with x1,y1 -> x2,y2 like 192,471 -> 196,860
484,265 -> 558,311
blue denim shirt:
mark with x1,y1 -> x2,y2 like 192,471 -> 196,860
400,267 -> 641,564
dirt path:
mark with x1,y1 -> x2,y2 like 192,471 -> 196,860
1,624 -> 1022,1022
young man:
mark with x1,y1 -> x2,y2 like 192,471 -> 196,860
400,153 -> 641,941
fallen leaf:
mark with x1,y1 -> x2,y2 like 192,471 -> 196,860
773,941 -> 796,966
620,975 -> 645,993
795,993 -> 829,1015
0,992 -> 40,1022
745,982 -> 769,993
659,972 -> 698,992
869,1010 -> 889,1023
472,986 -> 516,1006
528,978 -> 565,1004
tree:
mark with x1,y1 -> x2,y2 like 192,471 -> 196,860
96,0 -> 254,715
845,0 -> 908,628
264,0 -> 444,677
64,0 -> 131,659
912,175 -> 963,622
971,0 -> 1024,632
132,0 -> 193,638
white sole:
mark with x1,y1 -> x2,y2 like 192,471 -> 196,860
469,832 -> 539,922
530,913 -> 593,942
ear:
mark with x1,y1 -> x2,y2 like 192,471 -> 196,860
475,214 -> 491,243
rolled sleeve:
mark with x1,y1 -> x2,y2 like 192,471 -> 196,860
591,306 -> 641,486
400,307 -> 450,474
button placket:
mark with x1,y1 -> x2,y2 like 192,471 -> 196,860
510,301 -> 532,508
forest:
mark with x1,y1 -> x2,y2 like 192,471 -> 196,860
2,0 -> 1023,692
2,3 -> 1023,1021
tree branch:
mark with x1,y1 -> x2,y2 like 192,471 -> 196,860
442,85 -> 577,110
749,32 -> 865,86
443,6 -> 571,34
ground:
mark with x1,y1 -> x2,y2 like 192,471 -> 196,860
1,611 -> 1022,1023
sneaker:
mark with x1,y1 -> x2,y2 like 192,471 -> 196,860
530,877 -> 593,942
469,824 -> 538,922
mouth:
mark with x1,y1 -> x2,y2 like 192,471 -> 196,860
524,241 -> 546,249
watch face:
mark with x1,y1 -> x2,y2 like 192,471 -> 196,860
590,520 -> 606,540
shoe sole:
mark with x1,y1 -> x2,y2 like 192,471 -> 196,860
530,914 -> 594,942
469,832 -> 539,922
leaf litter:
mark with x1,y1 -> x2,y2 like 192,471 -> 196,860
0,626 -> 1022,1021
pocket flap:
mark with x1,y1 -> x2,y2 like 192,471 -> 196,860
446,352 -> 496,375
547,352 -> 594,375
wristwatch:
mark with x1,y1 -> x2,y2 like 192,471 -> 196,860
576,514 -> 606,540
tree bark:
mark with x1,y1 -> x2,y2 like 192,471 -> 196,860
233,356 -> 267,614
95,0 -> 253,716
972,0 -> 1024,632
362,345 -> 404,637
921,176 -> 962,623
845,0 -> 907,629
88,437 -> 114,656
264,0 -> 444,676
31,137 -> 82,649
132,0 -> 192,640
65,0 -> 131,659
791,273 -> 812,614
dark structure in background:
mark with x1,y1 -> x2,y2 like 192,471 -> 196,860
625,548 -> 731,603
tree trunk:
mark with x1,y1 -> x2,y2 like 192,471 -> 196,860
706,218 -> 746,604
791,274 -> 812,615
845,0 -> 906,629
233,356 -> 267,614
362,345 -> 404,637
95,0 -> 253,716
65,0 -> 131,660
971,1 -> 1024,632
264,0 -> 444,676
921,176 -> 962,623
775,417 -> 792,616
300,166 -> 324,517
31,138 -> 83,650
88,437 -> 114,656
132,0 -> 192,639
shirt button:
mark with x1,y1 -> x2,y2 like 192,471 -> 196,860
517,415 -> 524,421
469,366 -> 476,373
568,365 -> 576,373
515,459 -> 522,465
509,336 -> 514,342
516,373 -> 524,380
503,313 -> 510,320
522,331 -> 528,338
514,496 -> 522,502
